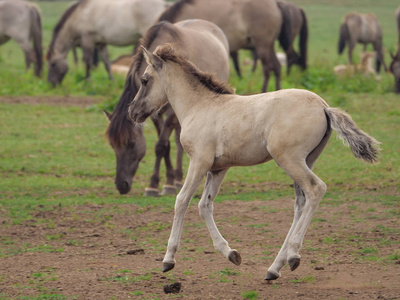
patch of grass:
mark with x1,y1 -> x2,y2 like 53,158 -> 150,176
241,290 -> 258,300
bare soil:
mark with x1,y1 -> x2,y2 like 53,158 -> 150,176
1,97 -> 399,300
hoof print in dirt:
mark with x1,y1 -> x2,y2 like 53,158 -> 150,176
126,249 -> 145,255
164,282 -> 181,294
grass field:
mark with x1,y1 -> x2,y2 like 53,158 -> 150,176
0,1 -> 399,299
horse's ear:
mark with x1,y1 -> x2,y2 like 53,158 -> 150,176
141,46 -> 163,70
103,110 -> 112,122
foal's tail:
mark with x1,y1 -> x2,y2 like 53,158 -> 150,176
29,4 -> 43,77
298,8 -> 308,70
338,23 -> 349,55
325,107 -> 380,163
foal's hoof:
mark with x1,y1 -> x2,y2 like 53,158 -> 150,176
174,181 -> 183,189
161,185 -> 177,196
265,271 -> 280,281
228,250 -> 242,266
144,188 -> 159,197
163,262 -> 175,273
289,257 -> 301,271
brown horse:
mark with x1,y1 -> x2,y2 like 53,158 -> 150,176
128,44 -> 380,280
338,12 -> 387,73
232,0 -> 308,76
389,7 -> 400,93
0,0 -> 43,77
46,0 -> 169,86
158,0 -> 289,92
104,19 -> 230,196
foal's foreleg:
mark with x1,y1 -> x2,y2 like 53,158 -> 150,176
163,161 -> 208,272
198,170 -> 241,266
174,124 -> 184,189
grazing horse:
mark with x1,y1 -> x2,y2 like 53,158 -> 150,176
128,45 -> 380,280
46,0 -> 169,86
233,0 -> 308,76
338,12 -> 387,73
0,0 -> 43,77
389,7 -> 400,93
158,0 -> 289,92
104,20 -> 230,196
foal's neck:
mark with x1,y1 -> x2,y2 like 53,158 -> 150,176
164,66 -> 219,124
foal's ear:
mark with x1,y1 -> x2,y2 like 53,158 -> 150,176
103,110 -> 112,122
141,46 -> 163,70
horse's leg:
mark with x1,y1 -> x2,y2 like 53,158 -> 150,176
163,160 -> 210,272
174,123 -> 184,189
257,45 -> 281,92
160,114 -> 180,196
14,38 -> 32,71
97,44 -> 113,80
373,43 -> 387,73
81,35 -> 95,79
265,128 -> 331,280
230,51 -> 242,78
251,48 -> 259,73
347,41 -> 355,64
198,169 -> 241,265
145,113 -> 177,196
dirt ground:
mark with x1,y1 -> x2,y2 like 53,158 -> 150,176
1,97 -> 399,300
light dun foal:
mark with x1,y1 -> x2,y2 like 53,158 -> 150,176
128,45 -> 380,280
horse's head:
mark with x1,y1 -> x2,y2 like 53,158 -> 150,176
47,53 -> 69,87
105,110 -> 146,194
390,51 -> 400,94
128,46 -> 168,124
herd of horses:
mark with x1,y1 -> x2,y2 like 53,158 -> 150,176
0,0 -> 384,281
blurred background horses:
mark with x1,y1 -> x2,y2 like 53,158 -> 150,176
390,6 -> 400,93
104,19 -> 230,196
0,0 -> 43,77
338,12 -> 387,73
158,0 -> 289,92
46,0 -> 169,86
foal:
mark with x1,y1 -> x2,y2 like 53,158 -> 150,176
128,45 -> 380,280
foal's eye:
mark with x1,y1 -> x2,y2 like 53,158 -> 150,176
127,142 -> 135,149
141,78 -> 148,86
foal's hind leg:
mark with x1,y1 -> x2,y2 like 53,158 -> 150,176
266,128 -> 331,280
198,169 -> 241,266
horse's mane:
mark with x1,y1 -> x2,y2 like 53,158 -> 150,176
47,1 -> 81,59
155,45 -> 234,95
106,22 -> 180,148
158,0 -> 195,22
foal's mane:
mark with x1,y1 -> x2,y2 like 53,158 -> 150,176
158,0 -> 194,22
155,45 -> 234,95
47,1 -> 82,59
106,22 -> 180,148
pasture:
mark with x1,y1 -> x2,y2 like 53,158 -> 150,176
0,0 -> 399,299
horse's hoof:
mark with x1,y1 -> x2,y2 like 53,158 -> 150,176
265,271 -> 279,281
163,262 -> 175,272
228,249 -> 242,266
174,181 -> 183,189
289,257 -> 301,271
161,185 -> 176,196
144,188 -> 159,197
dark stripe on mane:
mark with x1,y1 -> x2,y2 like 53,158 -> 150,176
155,45 -> 234,95
158,0 -> 194,22
107,22 -> 180,148
47,1 -> 81,60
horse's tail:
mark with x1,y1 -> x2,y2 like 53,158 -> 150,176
324,107 -> 380,164
29,4 -> 43,77
298,8 -> 308,70
277,1 -> 292,52
338,22 -> 349,55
